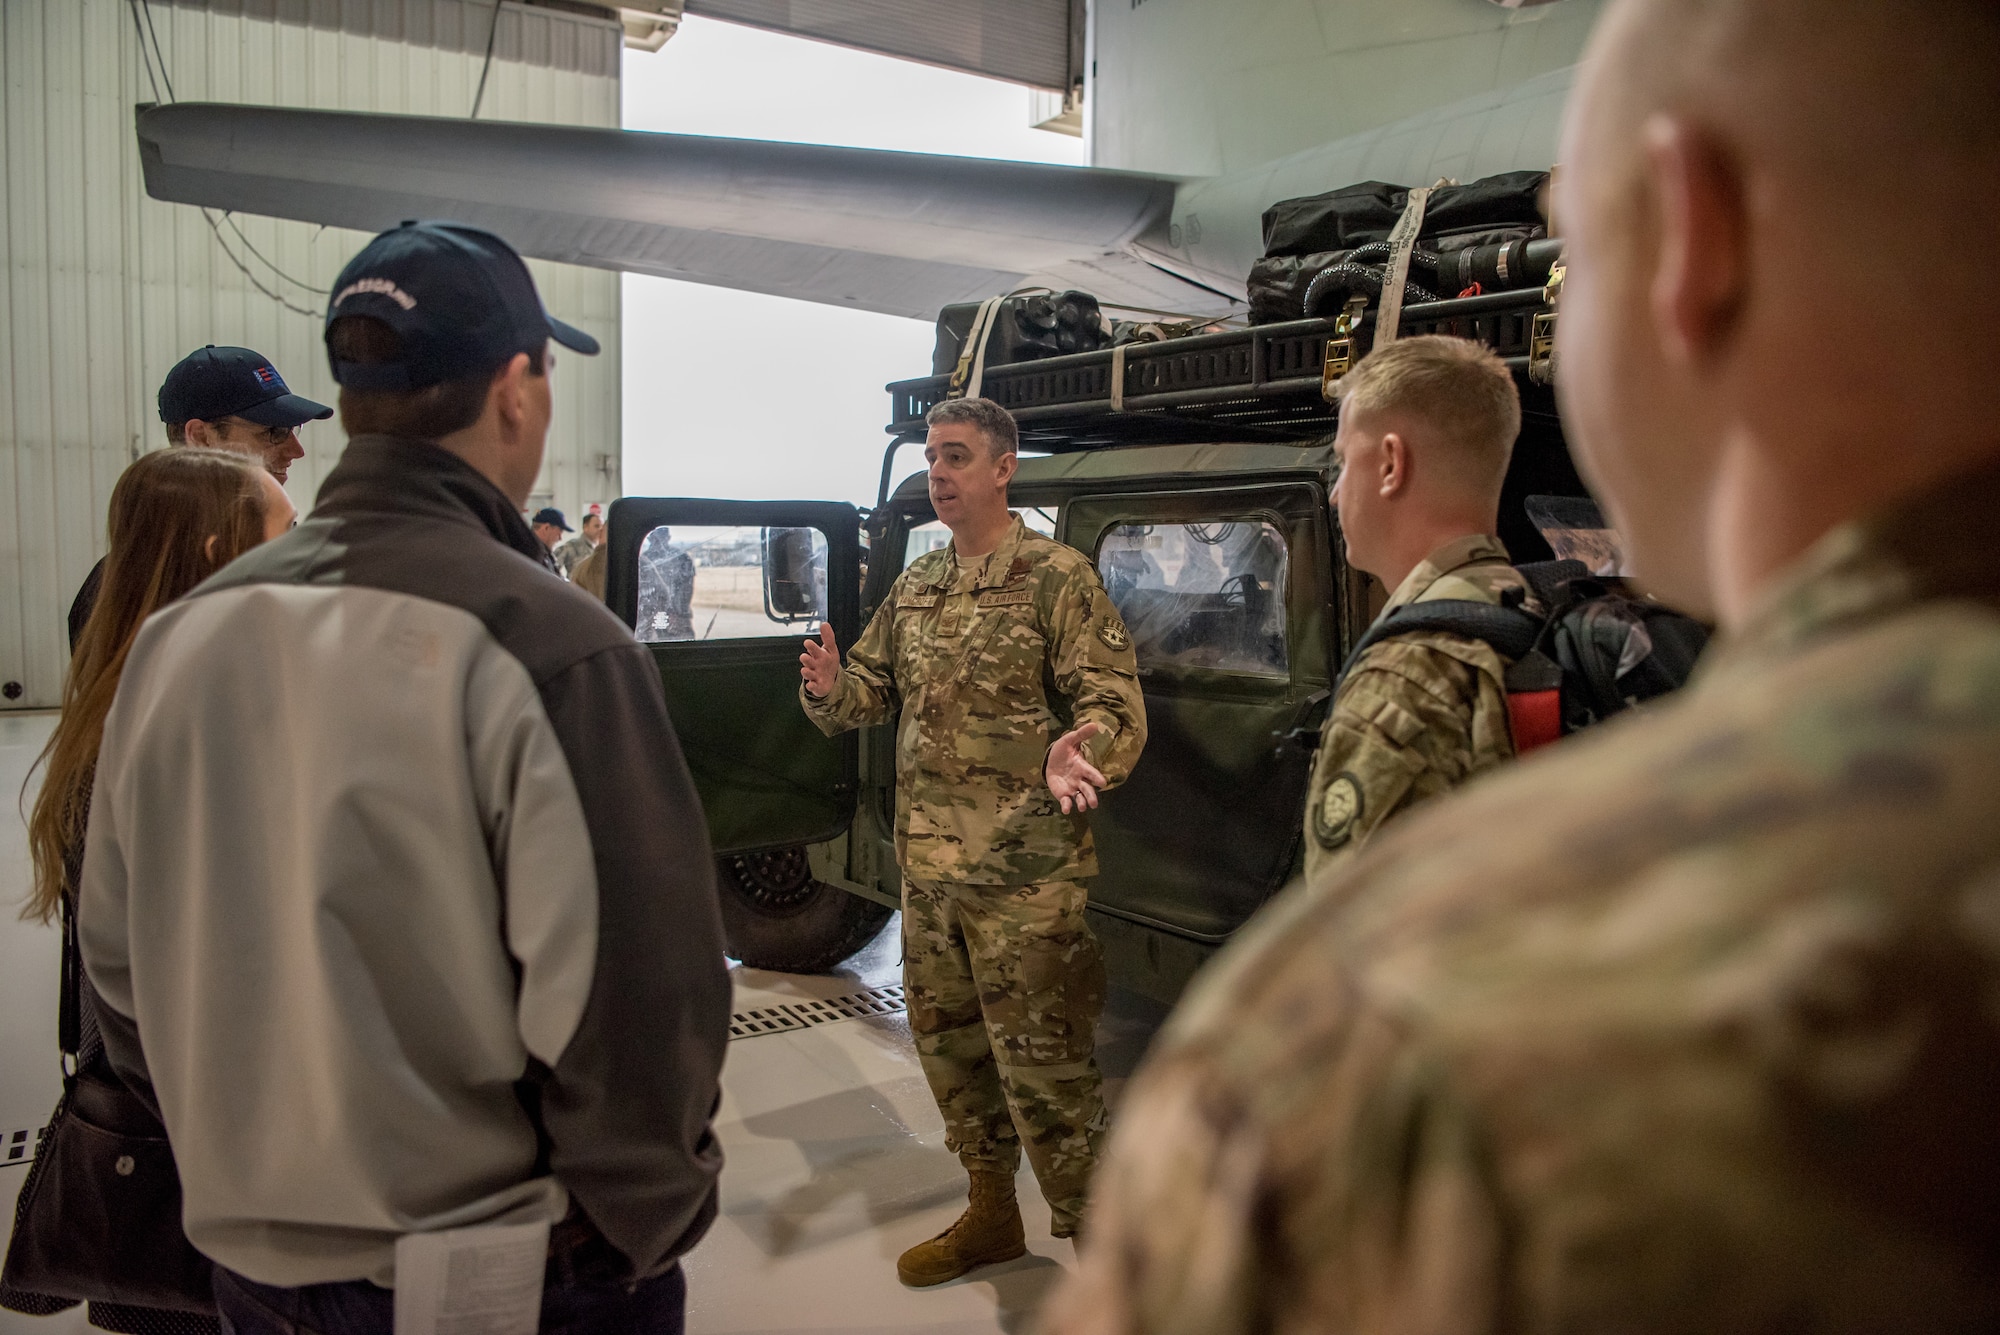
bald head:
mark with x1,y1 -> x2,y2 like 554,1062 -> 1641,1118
1555,0 -> 2000,623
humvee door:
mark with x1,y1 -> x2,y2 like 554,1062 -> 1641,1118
1063,482 -> 1336,941
605,498 -> 862,854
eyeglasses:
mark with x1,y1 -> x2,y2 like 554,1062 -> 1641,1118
223,420 -> 301,449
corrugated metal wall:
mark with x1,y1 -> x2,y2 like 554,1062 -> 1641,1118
1,0 -> 622,709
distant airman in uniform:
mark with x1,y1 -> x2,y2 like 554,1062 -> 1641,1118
1044,0 -> 2000,1331
1304,335 -> 1532,877
800,396 -> 1146,1287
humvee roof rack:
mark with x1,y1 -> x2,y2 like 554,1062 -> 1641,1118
885,285 -> 1554,454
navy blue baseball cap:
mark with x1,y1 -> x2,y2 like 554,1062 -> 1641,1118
325,220 -> 599,391
158,346 -> 332,428
532,507 -> 572,532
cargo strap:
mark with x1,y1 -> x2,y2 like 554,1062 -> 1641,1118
1373,186 -> 1433,350
1109,343 -> 1127,411
949,295 -> 1005,399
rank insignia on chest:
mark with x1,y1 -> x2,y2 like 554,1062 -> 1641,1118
1097,617 -> 1131,651
1312,772 -> 1364,849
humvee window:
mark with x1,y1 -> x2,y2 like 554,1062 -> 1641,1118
636,524 -> 828,642
1096,521 -> 1289,677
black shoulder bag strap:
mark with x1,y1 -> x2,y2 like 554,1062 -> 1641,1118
1335,599 -> 1547,690
58,896 -> 82,1080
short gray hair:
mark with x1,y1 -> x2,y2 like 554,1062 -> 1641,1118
925,396 -> 1018,458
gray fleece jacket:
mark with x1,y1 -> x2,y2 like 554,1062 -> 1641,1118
80,435 -> 729,1288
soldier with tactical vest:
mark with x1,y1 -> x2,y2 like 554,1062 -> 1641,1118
799,396 -> 1146,1287
1305,335 -> 1532,873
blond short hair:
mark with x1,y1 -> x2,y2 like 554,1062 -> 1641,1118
1335,335 -> 1521,498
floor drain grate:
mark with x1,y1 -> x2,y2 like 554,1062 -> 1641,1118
729,984 -> 907,1040
2,1125 -> 44,1168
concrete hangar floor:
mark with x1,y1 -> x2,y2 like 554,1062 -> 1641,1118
0,712 -> 1172,1335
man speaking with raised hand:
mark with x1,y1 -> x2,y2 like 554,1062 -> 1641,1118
800,395 -> 1146,1287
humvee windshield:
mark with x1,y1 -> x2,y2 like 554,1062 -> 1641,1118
1096,521 -> 1289,677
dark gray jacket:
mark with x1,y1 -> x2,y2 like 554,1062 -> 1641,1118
80,435 -> 728,1288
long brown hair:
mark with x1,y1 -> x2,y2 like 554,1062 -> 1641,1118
23,449 -> 276,923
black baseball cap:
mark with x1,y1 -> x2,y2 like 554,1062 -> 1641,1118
325,220 -> 600,391
158,346 -> 333,429
532,508 -> 572,532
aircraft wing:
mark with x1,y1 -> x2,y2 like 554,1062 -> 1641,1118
133,103 -> 1230,321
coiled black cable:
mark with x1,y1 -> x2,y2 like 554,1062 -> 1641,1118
1300,264 -> 1439,319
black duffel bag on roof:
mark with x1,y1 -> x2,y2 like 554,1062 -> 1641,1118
1261,169 -> 1549,259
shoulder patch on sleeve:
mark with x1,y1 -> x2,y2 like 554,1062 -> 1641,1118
1097,616 -> 1131,651
1311,772 -> 1364,850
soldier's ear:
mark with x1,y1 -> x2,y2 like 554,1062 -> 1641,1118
995,449 -> 1019,486
1378,432 -> 1409,498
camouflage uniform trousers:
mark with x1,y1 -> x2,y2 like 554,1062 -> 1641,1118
902,875 -> 1108,1233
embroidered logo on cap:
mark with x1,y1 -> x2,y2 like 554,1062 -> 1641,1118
333,277 -> 417,311
253,365 -> 282,388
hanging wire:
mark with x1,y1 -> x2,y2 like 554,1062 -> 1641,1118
203,212 -> 327,318
136,0 -> 176,102
218,212 -> 324,297
125,0 -> 163,102
129,0 -> 326,320
470,0 -> 504,118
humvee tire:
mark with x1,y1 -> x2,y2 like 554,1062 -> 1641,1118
716,847 -> 894,974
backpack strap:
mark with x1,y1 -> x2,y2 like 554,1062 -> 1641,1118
1338,599 -> 1545,688
1339,599 -> 1562,756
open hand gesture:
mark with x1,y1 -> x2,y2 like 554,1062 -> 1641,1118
1046,721 -> 1108,814
801,622 -> 840,698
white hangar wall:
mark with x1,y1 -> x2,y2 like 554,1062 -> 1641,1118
1,0 -> 622,709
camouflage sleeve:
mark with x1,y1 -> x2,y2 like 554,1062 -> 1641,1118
1302,640 -> 1483,881
1047,560 -> 1147,787
800,589 -> 900,736
1037,884 -> 1505,1335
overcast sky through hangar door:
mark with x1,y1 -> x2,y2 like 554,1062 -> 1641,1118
619,16 -> 1088,508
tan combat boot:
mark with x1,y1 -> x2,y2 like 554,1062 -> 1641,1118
896,1169 -> 1027,1287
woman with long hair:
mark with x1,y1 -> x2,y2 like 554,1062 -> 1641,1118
6,447 -> 291,1335
25,448 -> 292,926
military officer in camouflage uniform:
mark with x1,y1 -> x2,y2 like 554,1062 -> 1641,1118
799,396 -> 1146,1287
1305,336 -> 1531,875
1044,0 -> 2000,1330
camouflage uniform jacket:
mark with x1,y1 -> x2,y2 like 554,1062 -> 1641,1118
802,514 -> 1146,885
1043,459 -> 2000,1335
1304,534 -> 1528,878
553,533 -> 594,578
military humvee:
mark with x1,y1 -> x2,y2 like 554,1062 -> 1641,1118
605,286 -> 1583,1003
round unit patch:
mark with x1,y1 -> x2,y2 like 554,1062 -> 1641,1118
1098,617 -> 1131,651
1312,772 -> 1365,849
